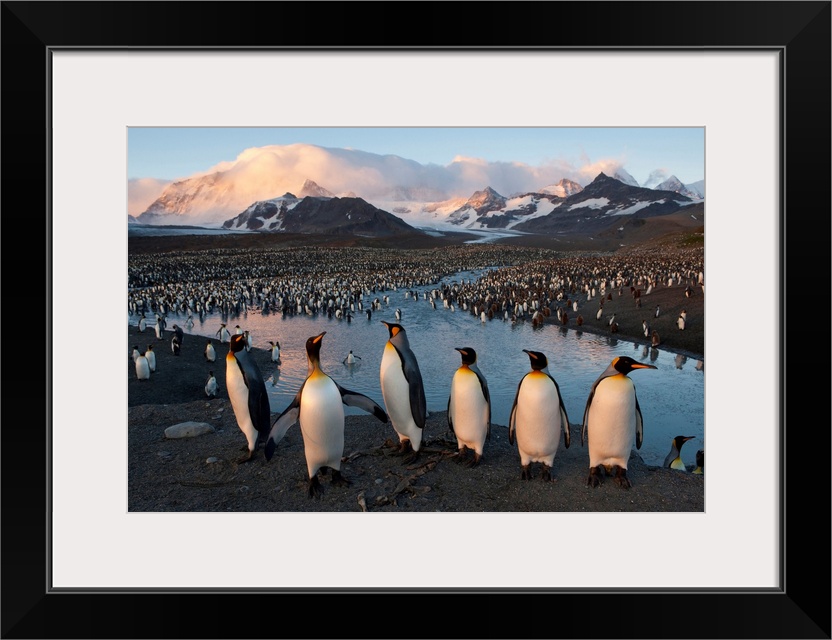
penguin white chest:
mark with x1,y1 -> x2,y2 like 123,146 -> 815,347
587,376 -> 637,467
226,354 -> 257,450
449,368 -> 489,451
299,372 -> 345,474
380,343 -> 420,443
514,374 -> 562,463
135,355 -> 150,380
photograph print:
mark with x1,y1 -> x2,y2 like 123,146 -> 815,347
127,126 -> 706,513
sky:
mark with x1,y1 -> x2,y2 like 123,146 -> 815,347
127,127 -> 704,219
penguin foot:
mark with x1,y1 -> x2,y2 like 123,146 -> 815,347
235,450 -> 254,464
330,469 -> 351,488
392,440 -> 411,456
521,464 -> 532,481
541,464 -> 552,482
586,466 -> 603,488
463,452 -> 482,468
612,465 -> 631,489
395,440 -> 419,464
454,445 -> 469,464
307,476 -> 324,499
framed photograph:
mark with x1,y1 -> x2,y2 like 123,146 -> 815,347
5,1 -> 829,638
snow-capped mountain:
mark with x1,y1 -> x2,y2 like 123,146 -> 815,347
539,178 -> 583,198
132,144 -> 703,237
655,175 -> 704,200
613,168 -> 640,187
221,193 -> 422,237
683,179 -> 705,199
297,179 -> 334,199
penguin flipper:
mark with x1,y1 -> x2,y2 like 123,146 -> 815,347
474,367 -> 492,440
447,395 -> 454,434
545,373 -> 571,448
508,376 -> 525,445
265,393 -> 301,460
634,397 -> 644,449
393,345 -> 427,429
236,357 -> 271,437
560,404 -> 571,448
336,384 -> 388,423
581,378 -> 603,446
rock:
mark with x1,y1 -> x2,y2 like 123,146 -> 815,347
206,457 -> 219,464
164,422 -> 216,439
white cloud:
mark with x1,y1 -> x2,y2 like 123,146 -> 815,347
127,178 -> 170,217
130,144 -> 643,226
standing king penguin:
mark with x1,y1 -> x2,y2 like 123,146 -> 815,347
226,333 -> 271,463
509,349 -> 571,481
379,321 -> 426,463
171,323 -> 184,346
664,435 -> 695,470
135,352 -> 151,380
205,371 -> 218,398
154,315 -> 166,341
144,344 -> 156,372
265,332 -> 388,498
205,339 -> 216,363
269,340 -> 281,364
447,347 -> 491,467
693,449 -> 704,475
582,356 -> 657,489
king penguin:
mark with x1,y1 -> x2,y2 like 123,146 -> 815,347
264,332 -> 388,498
664,435 -> 695,470
269,340 -> 281,364
447,347 -> 491,467
144,344 -> 156,372
172,323 -> 184,346
692,449 -> 704,475
509,349 -> 571,481
135,352 -> 151,380
226,333 -> 271,463
138,314 -> 147,332
379,321 -> 426,463
205,339 -> 216,363
582,355 -> 657,489
154,315 -> 165,341
205,370 -> 218,398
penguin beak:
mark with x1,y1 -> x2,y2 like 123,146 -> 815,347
313,332 -> 326,343
633,363 -> 658,369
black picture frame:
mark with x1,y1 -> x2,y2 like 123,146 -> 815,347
3,1 -> 829,638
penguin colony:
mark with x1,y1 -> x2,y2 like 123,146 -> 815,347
128,245 -> 703,499
130,317 -> 700,498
